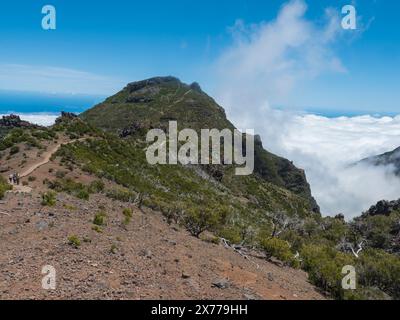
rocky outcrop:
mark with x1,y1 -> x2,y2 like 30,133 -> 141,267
363,199 -> 400,217
0,115 -> 34,128
126,76 -> 180,93
55,112 -> 78,124
190,82 -> 202,93
119,121 -> 148,138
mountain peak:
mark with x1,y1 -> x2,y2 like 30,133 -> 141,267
80,77 -> 319,212
126,76 -> 181,93
189,81 -> 202,92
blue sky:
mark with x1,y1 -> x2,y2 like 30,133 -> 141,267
0,0 -> 399,115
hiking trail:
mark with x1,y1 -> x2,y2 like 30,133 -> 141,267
7,139 -> 84,194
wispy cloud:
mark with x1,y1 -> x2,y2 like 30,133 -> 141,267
0,64 -> 125,95
214,0 -> 346,123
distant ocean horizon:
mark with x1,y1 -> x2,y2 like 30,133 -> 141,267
1,90 -> 398,126
0,90 -> 107,116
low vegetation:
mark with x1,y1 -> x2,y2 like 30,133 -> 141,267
0,127 -> 57,153
47,178 -> 104,200
122,208 -> 133,225
261,237 -> 300,268
68,235 -> 81,248
0,176 -> 11,199
93,211 -> 107,226
41,191 -> 57,206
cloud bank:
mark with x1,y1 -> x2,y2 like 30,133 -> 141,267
278,114 -> 400,219
0,113 -> 58,126
213,0 -> 399,219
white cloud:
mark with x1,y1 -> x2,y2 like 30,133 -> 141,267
0,64 -> 125,95
215,0 -> 346,124
277,114 -> 400,219
212,0 -> 398,219
0,113 -> 58,126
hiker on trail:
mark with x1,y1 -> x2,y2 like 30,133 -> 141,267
9,174 -> 13,184
16,173 -> 20,185
12,173 -> 18,185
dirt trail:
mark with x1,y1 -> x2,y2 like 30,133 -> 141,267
21,145 -> 58,178
8,139 -> 83,193
21,139 -> 84,178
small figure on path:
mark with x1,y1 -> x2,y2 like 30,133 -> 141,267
16,173 -> 20,185
8,174 -> 13,184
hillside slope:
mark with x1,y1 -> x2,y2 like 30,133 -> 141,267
0,194 -> 325,300
0,124 -> 325,300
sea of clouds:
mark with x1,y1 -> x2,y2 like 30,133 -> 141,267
269,112 -> 400,219
212,0 -> 400,219
215,102 -> 400,219
0,113 -> 58,126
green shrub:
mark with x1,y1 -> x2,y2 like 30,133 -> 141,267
55,170 -> 67,179
261,237 -> 300,268
93,211 -> 107,226
218,227 -> 242,244
92,225 -> 103,233
184,208 -> 219,238
110,244 -> 118,254
0,176 -> 12,199
68,235 -> 81,248
106,188 -> 136,202
41,191 -> 57,206
122,208 -> 133,225
301,244 -> 355,299
48,178 -> 91,200
76,189 -> 90,200
123,208 -> 133,217
357,248 -> 400,299
89,180 -> 105,193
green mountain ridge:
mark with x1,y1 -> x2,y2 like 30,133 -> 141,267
80,76 -> 319,213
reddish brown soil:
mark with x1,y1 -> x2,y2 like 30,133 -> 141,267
0,139 -> 326,300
